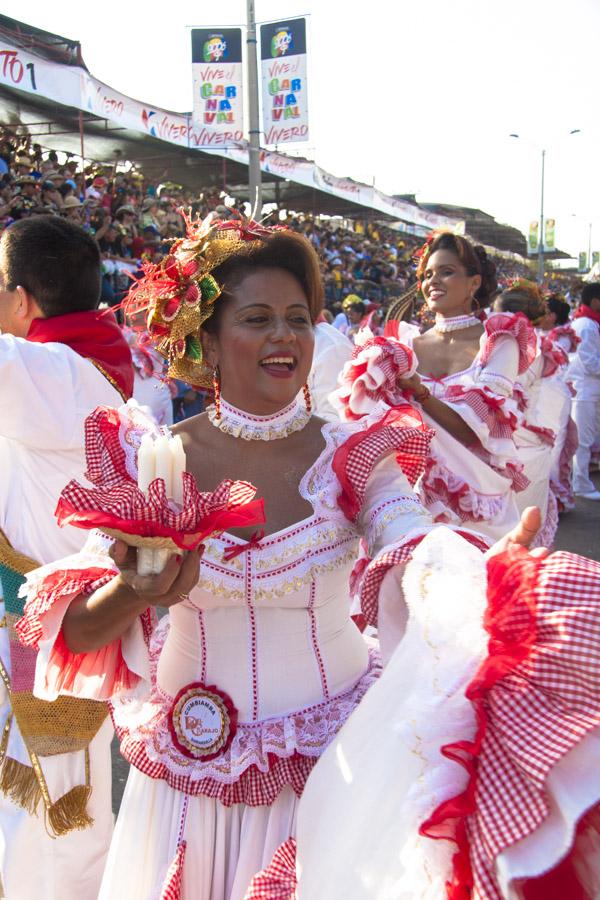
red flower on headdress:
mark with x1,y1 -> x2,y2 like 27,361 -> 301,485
212,218 -> 287,242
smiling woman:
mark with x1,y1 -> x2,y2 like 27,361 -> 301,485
386,230 -> 536,538
17,213 -> 565,900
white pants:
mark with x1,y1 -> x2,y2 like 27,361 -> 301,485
572,399 -> 600,494
0,717 -> 114,900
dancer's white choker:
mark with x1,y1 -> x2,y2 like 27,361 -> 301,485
434,313 -> 481,333
207,397 -> 310,441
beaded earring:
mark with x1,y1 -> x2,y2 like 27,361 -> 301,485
302,383 -> 312,415
212,366 -> 221,421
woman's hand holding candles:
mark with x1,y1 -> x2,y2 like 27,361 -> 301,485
137,432 -> 186,575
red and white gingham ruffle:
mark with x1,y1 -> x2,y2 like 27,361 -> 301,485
331,330 -> 417,421
17,565 -> 116,648
479,312 -> 537,375
111,649 -> 381,807
55,404 -> 264,550
444,384 -> 519,443
332,406 -> 433,523
159,841 -> 187,900
358,529 -> 490,627
548,323 -> 580,354
419,458 -> 509,525
243,838 -> 297,900
539,333 -> 568,378
421,546 -> 600,899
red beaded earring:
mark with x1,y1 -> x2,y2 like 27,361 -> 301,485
302,383 -> 312,414
212,366 -> 221,420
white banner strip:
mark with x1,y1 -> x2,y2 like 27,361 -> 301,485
0,40 -> 461,231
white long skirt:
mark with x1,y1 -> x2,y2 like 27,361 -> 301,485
99,767 -> 298,900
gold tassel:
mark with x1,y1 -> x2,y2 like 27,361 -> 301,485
0,755 -> 42,815
46,784 -> 94,836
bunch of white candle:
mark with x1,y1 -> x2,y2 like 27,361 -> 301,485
137,432 -> 186,575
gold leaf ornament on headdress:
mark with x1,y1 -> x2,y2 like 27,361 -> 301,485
124,212 -> 284,386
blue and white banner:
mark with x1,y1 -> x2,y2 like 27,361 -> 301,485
260,18 -> 308,146
191,28 -> 244,146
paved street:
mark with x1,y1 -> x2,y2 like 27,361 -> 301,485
111,475 -> 600,814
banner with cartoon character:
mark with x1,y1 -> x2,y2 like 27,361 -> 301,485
544,217 -> 555,250
528,220 -> 539,253
191,28 -> 244,146
260,18 -> 309,146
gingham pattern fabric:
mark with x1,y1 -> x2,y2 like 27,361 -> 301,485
243,838 -> 297,900
159,841 -> 187,900
17,567 -> 115,648
332,407 -> 433,523
112,734 -> 316,807
539,333 -> 568,379
56,404 -> 261,549
333,332 -> 417,420
359,529 -> 490,627
444,384 -> 518,442
459,550 -> 600,899
479,312 -> 537,375
522,421 -> 556,447
548,324 -> 580,354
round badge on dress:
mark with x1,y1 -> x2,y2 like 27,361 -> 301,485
168,682 -> 238,761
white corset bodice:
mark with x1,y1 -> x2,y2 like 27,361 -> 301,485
156,515 -> 369,721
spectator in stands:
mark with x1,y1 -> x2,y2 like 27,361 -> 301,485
61,196 -> 83,223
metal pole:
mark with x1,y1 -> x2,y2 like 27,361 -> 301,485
538,148 -> 545,283
246,0 -> 262,217
589,222 -> 592,271
78,111 -> 86,200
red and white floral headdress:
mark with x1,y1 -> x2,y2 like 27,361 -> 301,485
124,212 -> 286,386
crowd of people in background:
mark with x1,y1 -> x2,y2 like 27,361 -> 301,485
0,127 -> 591,431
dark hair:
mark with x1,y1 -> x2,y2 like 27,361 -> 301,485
348,300 -> 366,317
419,232 -> 498,309
496,282 -> 546,323
546,295 -> 570,326
204,231 -> 324,334
582,283 -> 600,305
1,217 -> 101,316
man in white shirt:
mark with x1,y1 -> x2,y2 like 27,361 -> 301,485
0,216 -> 133,899
569,284 -> 600,500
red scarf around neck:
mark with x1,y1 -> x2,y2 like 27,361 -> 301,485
573,304 -> 600,329
27,310 -> 134,401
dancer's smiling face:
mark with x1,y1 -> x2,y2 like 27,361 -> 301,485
201,266 -> 315,416
421,249 -> 482,317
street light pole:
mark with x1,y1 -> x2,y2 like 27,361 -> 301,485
538,148 -> 545,283
246,0 -> 262,216
510,130 -> 581,284
589,222 -> 593,271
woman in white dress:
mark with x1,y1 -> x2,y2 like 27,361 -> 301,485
15,217 -> 470,899
382,232 -> 535,540
494,280 -> 562,545
17,216 -> 599,900
540,296 -> 580,511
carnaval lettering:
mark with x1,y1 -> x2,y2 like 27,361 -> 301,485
260,19 -> 309,145
191,28 -> 244,146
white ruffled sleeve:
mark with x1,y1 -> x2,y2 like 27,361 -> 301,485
358,454 -> 432,556
437,315 -> 537,471
17,530 -> 154,702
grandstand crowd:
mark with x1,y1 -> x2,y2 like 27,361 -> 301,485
0,128 -> 583,320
